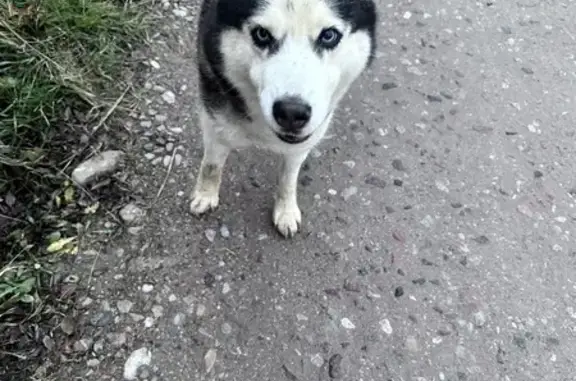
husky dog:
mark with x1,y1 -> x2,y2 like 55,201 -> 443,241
191,0 -> 377,237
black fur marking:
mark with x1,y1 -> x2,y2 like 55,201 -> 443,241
327,0 -> 378,66
197,0 -> 264,120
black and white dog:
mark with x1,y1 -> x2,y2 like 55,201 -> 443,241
191,0 -> 377,237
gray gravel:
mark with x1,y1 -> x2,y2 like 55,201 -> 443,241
56,0 -> 576,380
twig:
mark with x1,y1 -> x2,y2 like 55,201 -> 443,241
92,86 -> 131,133
155,150 -> 176,201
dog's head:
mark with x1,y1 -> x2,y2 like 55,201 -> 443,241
215,0 -> 377,144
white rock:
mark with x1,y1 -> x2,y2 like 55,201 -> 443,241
379,318 -> 393,335
123,347 -> 152,380
204,349 -> 217,373
119,203 -> 145,224
341,318 -> 356,329
142,284 -> 154,293
205,229 -> 216,243
473,311 -> 487,327
117,300 -> 134,314
72,150 -> 124,185
162,90 -> 176,104
311,354 -> 324,367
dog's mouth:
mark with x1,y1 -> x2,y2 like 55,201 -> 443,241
275,133 -> 311,145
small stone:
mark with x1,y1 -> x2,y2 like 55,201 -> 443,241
380,319 -> 393,335
222,283 -> 231,294
151,305 -> 164,318
204,349 -> 217,373
393,179 -> 403,187
123,347 -> 152,380
205,229 -> 216,243
172,8 -> 188,17
166,142 -> 174,152
311,354 -> 324,368
382,82 -> 398,90
221,322 -> 232,334
142,284 -> 154,293
144,316 -> 154,328
162,90 -> 176,104
117,300 -> 133,314
427,94 -> 443,102
341,186 -> 358,200
328,354 -> 343,378
394,286 -> 404,298
119,203 -> 145,224
42,336 -> 55,351
73,339 -> 93,353
473,236 -> 490,245
405,336 -> 419,352
173,313 -> 186,326
145,153 -> 155,160
473,311 -> 487,327
533,170 -> 543,178
174,154 -> 183,166
204,272 -> 216,288
163,155 -> 171,167
196,304 -> 206,317
220,225 -> 230,238
90,311 -> 113,327
107,332 -> 127,347
392,159 -> 406,171
60,316 -> 75,335
521,67 -> 534,74
71,150 -> 124,186
364,175 -> 387,189
341,318 -> 356,329
87,359 -> 100,368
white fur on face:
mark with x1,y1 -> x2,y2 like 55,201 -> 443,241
219,0 -> 372,138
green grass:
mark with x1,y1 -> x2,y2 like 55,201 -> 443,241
0,0 -> 149,375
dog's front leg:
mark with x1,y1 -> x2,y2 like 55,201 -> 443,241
273,150 -> 309,238
190,128 -> 231,215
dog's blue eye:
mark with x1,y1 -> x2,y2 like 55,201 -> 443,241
317,28 -> 342,49
251,26 -> 274,48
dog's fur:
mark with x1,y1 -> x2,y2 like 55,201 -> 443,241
191,0 -> 377,237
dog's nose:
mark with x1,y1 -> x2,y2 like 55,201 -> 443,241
272,97 -> 312,132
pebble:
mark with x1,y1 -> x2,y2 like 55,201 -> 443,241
162,90 -> 176,104
107,332 -> 127,347
392,159 -> 406,171
341,318 -> 356,329
166,142 -> 174,152
73,338 -> 93,352
123,347 -> 152,380
173,313 -> 186,326
174,154 -> 183,166
341,186 -> 358,200
364,175 -> 387,189
205,229 -> 216,242
311,354 -> 324,368
119,203 -> 145,224
204,349 -> 217,373
163,155 -> 171,167
379,319 -> 393,335
71,150 -> 124,186
328,354 -> 343,379
222,283 -> 231,294
405,336 -> 419,352
142,284 -> 154,293
144,316 -> 155,328
221,322 -> 232,334
155,114 -> 168,123
151,305 -> 164,318
87,359 -> 100,368
220,225 -> 230,238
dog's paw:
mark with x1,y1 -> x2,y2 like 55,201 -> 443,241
189,191 -> 219,215
273,200 -> 301,238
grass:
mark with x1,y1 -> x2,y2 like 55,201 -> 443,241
0,0 -> 149,376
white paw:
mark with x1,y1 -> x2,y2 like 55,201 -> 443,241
189,191 -> 219,215
273,200 -> 302,238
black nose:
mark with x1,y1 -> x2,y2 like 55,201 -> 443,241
272,97 -> 312,132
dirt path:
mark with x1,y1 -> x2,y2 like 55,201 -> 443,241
54,0 -> 576,380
